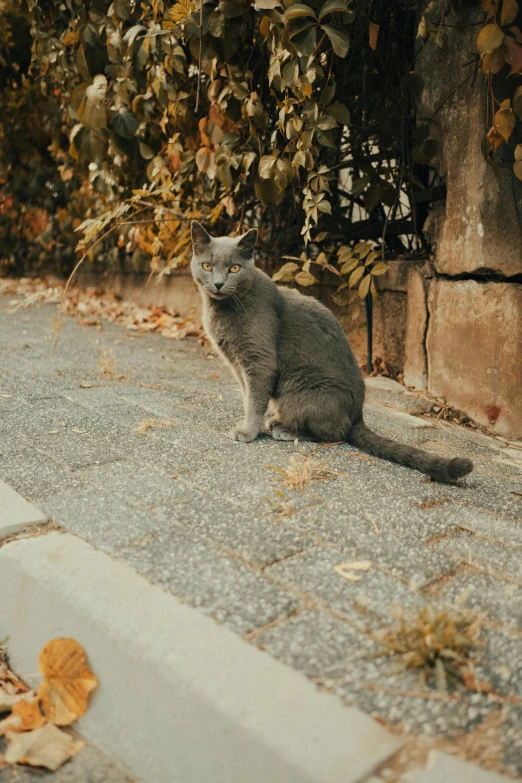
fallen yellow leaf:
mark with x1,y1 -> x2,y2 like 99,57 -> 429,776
4,724 -> 83,771
10,698 -> 46,732
37,639 -> 98,726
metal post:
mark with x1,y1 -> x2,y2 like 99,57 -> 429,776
365,292 -> 373,375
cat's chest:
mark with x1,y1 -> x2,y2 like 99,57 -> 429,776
203,302 -> 247,362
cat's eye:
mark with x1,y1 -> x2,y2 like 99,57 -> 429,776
230,264 -> 241,273
202,262 -> 212,271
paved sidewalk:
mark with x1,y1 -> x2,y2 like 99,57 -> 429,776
1,295 -> 521,779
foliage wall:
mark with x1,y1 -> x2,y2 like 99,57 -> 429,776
0,0 -> 521,305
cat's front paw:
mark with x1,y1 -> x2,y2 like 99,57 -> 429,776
228,424 -> 259,443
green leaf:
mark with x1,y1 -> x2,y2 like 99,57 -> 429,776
295,270 -> 318,286
112,109 -> 139,139
318,0 -> 354,21
288,20 -> 317,54
358,273 -> 371,299
284,4 -> 317,21
326,102 -> 350,124
219,0 -> 245,17
321,24 -> 350,56
512,86 -> 522,119
316,114 -> 338,131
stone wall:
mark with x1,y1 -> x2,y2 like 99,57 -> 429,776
400,20 -> 522,440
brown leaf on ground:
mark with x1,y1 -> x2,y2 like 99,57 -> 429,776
0,661 -> 32,714
4,724 -> 83,771
38,639 -> 98,726
135,417 -> 172,436
0,696 -> 46,735
10,698 -> 47,732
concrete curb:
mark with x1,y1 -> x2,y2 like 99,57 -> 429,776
0,528 -> 402,783
404,750 -> 515,783
0,479 -> 47,537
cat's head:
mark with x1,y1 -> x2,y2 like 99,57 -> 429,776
191,221 -> 258,299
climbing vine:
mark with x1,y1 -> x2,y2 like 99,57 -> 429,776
0,0 -> 520,306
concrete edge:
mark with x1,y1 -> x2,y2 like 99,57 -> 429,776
0,479 -> 47,537
0,526 -> 403,783
404,749 -> 516,783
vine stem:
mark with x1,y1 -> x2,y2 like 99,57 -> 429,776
195,0 -> 203,112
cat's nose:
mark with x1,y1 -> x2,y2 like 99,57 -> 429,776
215,282 -> 224,291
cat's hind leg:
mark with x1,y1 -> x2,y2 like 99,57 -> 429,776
277,388 -> 351,443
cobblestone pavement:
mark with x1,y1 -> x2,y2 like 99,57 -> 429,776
1,296 -> 521,778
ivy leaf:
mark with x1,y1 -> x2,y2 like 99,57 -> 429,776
318,0 -> 354,21
505,36 -> 522,74
139,142 -> 154,160
514,84 -> 522,118
358,273 -> 371,299
501,0 -> 519,26
259,155 -> 278,178
326,102 -> 350,124
112,109 -> 139,139
476,24 -> 504,55
514,144 -> 522,179
494,103 -> 515,141
123,24 -> 146,45
316,114 -> 338,131
288,20 -> 317,54
219,1 -> 245,18
321,24 -> 350,57
272,261 -> 298,282
295,270 -> 318,286
284,4 -> 317,21
253,0 -> 282,8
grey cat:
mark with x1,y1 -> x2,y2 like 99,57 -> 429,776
191,221 -> 473,484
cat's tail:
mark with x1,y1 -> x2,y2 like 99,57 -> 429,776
346,420 -> 473,483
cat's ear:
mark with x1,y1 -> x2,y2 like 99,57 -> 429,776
236,228 -> 258,258
191,221 -> 212,254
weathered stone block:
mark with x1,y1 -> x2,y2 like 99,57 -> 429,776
404,268 -> 428,389
372,290 -> 407,375
427,279 -> 522,438
417,22 -> 522,278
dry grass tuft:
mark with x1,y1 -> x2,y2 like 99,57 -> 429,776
135,418 -> 171,436
265,489 -> 296,518
97,347 -> 124,379
266,453 -> 339,491
375,604 -> 485,692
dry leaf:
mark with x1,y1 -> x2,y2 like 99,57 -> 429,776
38,639 -> 98,726
341,560 -> 371,571
0,713 -> 22,735
10,698 -> 46,732
334,561 -> 372,581
0,689 -> 33,714
4,724 -> 83,771
369,21 -> 379,50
